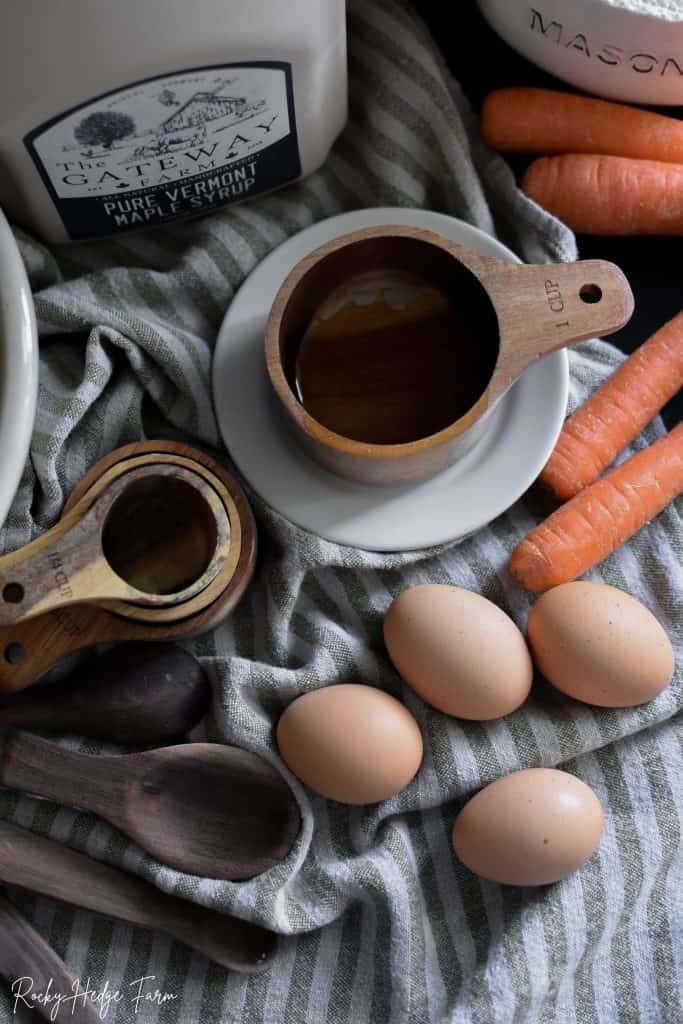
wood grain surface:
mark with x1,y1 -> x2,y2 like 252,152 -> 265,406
0,732 -> 300,880
265,225 -> 633,484
0,464 -> 231,626
0,891 -> 102,1023
84,453 -> 244,623
0,443 -> 257,694
0,642 -> 211,744
0,822 -> 277,972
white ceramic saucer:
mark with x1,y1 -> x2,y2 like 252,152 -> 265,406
212,208 -> 568,551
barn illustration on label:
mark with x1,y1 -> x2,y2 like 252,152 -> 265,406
69,78 -> 271,166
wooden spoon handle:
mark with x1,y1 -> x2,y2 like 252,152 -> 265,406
0,730 -> 125,815
481,258 -> 634,402
0,891 -> 102,1023
0,822 -> 276,972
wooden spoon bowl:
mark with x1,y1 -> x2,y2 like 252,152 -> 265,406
0,731 -> 300,880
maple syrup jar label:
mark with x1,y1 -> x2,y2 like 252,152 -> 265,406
24,63 -> 301,241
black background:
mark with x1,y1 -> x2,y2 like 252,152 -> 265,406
420,2 -> 682,428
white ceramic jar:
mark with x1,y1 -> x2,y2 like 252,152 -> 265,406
0,0 -> 347,243
478,0 -> 683,106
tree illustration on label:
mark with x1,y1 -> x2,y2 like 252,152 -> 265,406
74,112 -> 137,152
158,89 -> 180,107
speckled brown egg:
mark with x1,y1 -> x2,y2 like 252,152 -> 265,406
383,584 -> 533,720
452,768 -> 604,886
276,684 -> 423,805
527,581 -> 674,708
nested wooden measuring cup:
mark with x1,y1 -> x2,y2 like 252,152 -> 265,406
0,463 -> 231,625
0,442 -> 257,692
265,225 -> 634,485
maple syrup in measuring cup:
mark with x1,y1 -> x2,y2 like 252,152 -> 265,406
0,0 -> 347,243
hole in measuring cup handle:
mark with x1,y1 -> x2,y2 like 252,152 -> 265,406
579,284 -> 602,305
4,643 -> 24,665
2,584 -> 24,605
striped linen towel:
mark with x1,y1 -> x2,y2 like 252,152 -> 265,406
2,1 -> 682,1021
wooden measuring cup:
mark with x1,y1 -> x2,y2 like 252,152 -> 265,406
0,463 -> 231,626
265,225 -> 634,485
0,442 -> 256,693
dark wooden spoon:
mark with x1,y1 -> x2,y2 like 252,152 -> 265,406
0,732 -> 300,880
0,890 -> 103,1022
0,822 -> 277,972
0,642 -> 211,745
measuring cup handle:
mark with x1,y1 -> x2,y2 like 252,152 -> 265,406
0,502 -> 124,627
0,604 -> 150,695
481,258 -> 634,403
0,611 -> 96,694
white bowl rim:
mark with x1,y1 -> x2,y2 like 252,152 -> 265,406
0,208 -> 38,533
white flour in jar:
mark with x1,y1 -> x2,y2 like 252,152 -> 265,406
597,0 -> 683,18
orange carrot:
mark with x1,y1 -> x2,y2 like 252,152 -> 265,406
521,155 -> 683,236
541,311 -> 683,501
510,422 -> 683,592
481,87 -> 683,164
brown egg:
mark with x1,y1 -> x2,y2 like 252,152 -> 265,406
383,584 -> 533,720
527,581 -> 674,708
276,684 -> 423,805
452,768 -> 604,886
